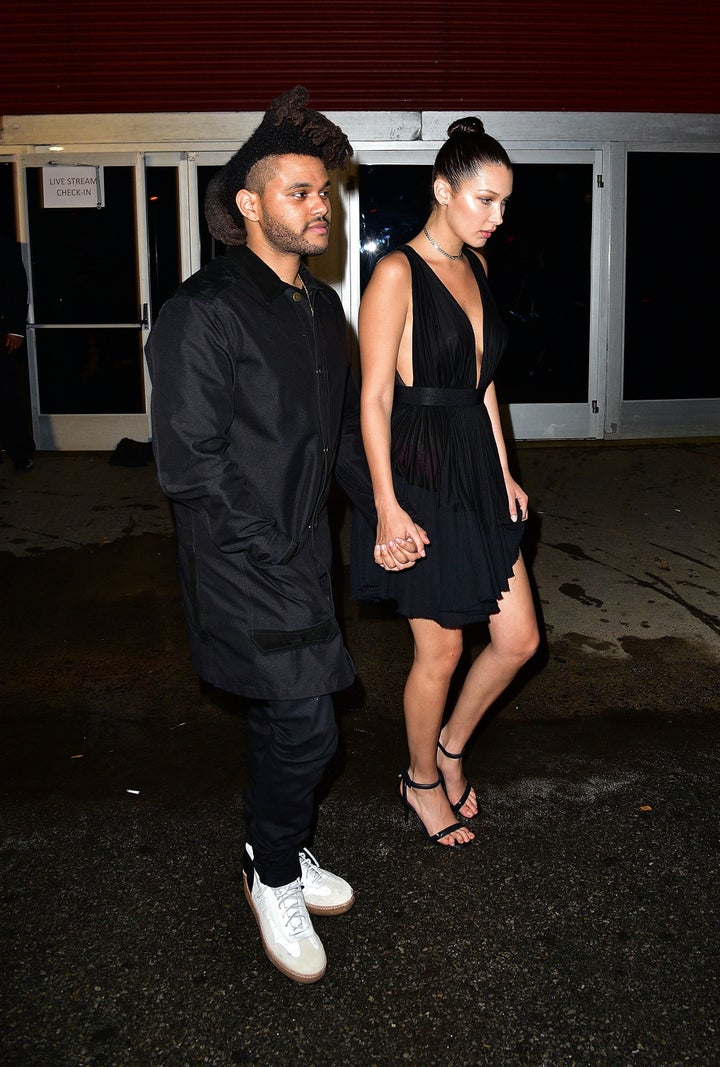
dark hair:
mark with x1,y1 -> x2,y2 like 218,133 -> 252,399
432,116 -> 512,195
205,86 -> 352,246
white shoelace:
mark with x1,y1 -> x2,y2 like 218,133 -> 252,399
273,880 -> 312,938
299,848 -> 324,888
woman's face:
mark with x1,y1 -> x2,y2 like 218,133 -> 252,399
445,162 -> 513,248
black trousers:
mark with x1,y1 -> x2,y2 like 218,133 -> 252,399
243,694 -> 338,888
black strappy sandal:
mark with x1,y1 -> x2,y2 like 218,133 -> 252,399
437,741 -> 481,821
399,770 -> 472,849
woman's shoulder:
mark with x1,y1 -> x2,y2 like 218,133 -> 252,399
466,248 -> 489,276
382,245 -> 415,268
367,247 -> 413,289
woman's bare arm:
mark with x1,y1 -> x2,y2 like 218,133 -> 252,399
359,252 -> 429,565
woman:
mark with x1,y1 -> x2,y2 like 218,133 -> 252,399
352,117 -> 540,849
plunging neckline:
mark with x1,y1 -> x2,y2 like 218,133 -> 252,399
404,245 -> 485,389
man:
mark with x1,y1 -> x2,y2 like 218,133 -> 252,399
146,88 -> 420,984
0,233 -> 35,471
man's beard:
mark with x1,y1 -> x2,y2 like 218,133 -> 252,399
260,210 -> 329,257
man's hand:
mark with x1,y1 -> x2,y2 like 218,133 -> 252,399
373,509 -> 430,571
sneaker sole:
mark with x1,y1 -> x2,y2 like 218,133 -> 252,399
304,892 -> 356,917
243,874 -> 327,984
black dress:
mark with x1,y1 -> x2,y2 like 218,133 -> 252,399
350,245 -> 525,627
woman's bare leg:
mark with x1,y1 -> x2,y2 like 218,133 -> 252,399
438,555 -> 539,817
402,617 -> 474,845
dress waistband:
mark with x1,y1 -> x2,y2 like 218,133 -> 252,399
395,385 -> 482,407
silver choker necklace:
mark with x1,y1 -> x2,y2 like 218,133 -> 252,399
423,226 -> 463,260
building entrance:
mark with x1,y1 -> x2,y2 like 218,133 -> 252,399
22,153 -> 151,451
3,116 -> 717,449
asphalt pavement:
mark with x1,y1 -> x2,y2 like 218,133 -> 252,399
1,442 -> 719,1067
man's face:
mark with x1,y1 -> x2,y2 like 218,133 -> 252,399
242,154 -> 332,257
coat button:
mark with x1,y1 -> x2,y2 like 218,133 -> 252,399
292,291 -> 302,302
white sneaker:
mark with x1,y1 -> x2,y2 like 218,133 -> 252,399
243,848 -> 326,984
299,848 -> 356,916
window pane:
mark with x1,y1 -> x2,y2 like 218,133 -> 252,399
487,164 -> 593,403
360,165 -> 431,291
36,328 -> 144,414
146,167 -> 181,319
624,152 -> 720,400
198,166 -> 225,265
359,163 -> 593,404
26,166 -> 139,324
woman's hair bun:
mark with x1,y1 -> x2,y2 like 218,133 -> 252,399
447,116 -> 486,139
433,114 -> 510,190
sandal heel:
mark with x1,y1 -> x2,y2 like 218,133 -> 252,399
437,742 -> 480,821
399,770 -> 472,849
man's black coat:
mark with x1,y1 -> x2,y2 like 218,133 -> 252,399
146,245 -> 375,700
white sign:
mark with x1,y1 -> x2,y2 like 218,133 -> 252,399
42,165 -> 104,208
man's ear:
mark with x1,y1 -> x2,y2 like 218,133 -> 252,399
235,188 -> 260,223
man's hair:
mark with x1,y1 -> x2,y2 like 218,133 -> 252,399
205,87 -> 353,246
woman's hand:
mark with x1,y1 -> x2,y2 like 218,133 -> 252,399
505,476 -> 528,522
374,504 -> 430,570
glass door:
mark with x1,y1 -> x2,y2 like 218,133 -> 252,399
22,153 -> 151,450
619,148 -> 720,438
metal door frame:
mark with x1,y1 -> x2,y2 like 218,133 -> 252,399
605,142 -> 720,439
18,151 -> 151,450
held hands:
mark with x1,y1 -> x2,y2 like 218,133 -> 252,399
374,504 -> 430,571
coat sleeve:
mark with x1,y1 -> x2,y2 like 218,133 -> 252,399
146,294 -> 297,565
334,370 -> 422,529
333,371 -> 377,527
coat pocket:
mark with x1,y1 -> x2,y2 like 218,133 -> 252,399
250,615 -> 340,654
243,536 -> 336,651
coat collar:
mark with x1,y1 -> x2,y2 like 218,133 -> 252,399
224,245 -> 329,304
